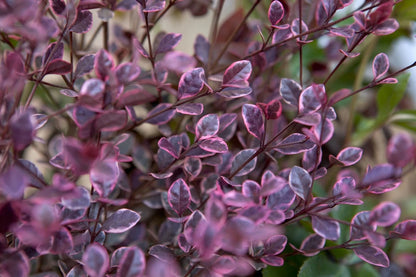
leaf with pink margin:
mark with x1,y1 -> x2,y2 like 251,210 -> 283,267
62,186 -> 91,210
268,1 -> 284,25
212,255 -> 236,275
168,178 -> 191,216
146,103 -> 176,125
43,42 -> 64,65
142,0 -> 166,13
176,103 -> 203,115
116,246 -> 145,277
222,60 -> 252,87
219,86 -> 253,98
95,110 -> 127,132
194,34 -> 210,64
177,67 -> 205,99
266,210 -> 286,224
328,88 -> 351,105
178,233 -> 191,253
242,180 -> 261,203
70,10 -> 93,33
102,209 -> 140,233
312,118 -> 334,144
289,166 -> 312,200
365,229 -> 386,248
90,159 -> 119,197
391,220 -> 416,240
155,33 -> 182,55
200,137 -> 228,153
115,62 -> 141,84
74,54 -> 95,79
373,18 -> 398,36
280,78 -> 302,106
299,84 -> 326,114
184,210 -> 206,244
267,183 -> 296,211
311,215 -> 340,241
205,196 -> 227,227
369,202 -> 400,227
50,0 -> 66,15
300,234 -> 326,256
275,133 -> 315,155
331,177 -> 362,205
261,176 -> 286,197
67,266 -> 87,277
350,211 -> 376,240
162,51 -> 197,74
158,137 -> 179,158
272,24 -> 292,43
184,157 -> 202,178
95,49 -> 114,80
242,104 -> 264,140
118,88 -> 156,107
362,164 -> 401,194
50,227 -> 74,254
353,246 -> 389,267
0,250 -> 30,277
195,114 -> 219,140
387,133 -> 414,168
295,113 -> 321,126
10,110 -> 35,151
133,38 -> 149,58
372,53 -> 389,80
231,149 -> 257,177
264,235 -> 287,255
291,18 -> 309,41
223,191 -> 253,207
261,255 -> 284,267
82,243 -> 109,277
336,147 -> 363,166
44,59 -> 72,75
378,77 -> 397,84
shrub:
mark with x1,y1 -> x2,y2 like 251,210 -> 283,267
1,0 -> 416,276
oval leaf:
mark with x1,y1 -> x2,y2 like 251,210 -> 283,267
369,202 -> 400,227
168,178 -> 191,215
82,243 -> 109,277
200,137 -> 228,153
176,103 -> 203,115
178,67 -> 205,99
231,149 -> 257,177
222,60 -> 252,87
336,147 -> 363,166
353,246 -> 389,267
268,0 -> 285,25
372,53 -> 389,80
146,103 -> 176,125
195,114 -> 219,140
311,215 -> 340,241
117,247 -> 146,277
289,166 -> 312,200
155,33 -> 182,55
242,104 -> 264,139
280,78 -> 302,106
102,209 -> 141,233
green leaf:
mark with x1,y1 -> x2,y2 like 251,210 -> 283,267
298,253 -> 350,277
390,109 -> 416,133
263,255 -> 306,277
352,263 -> 380,277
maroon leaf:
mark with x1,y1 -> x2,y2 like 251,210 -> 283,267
268,0 -> 285,25
146,103 -> 176,125
90,159 -> 119,197
328,88 -> 351,105
264,235 -> 287,255
70,10 -> 93,33
336,147 -> 363,166
369,202 -> 400,227
95,110 -> 127,132
82,243 -> 109,277
43,42 -> 64,65
117,247 -> 146,277
118,88 -> 156,106
102,209 -> 140,233
10,110 -> 35,151
289,166 -> 312,200
260,99 -> 282,120
261,255 -> 284,267
299,84 -> 326,114
392,220 -> 416,240
95,49 -> 114,80
155,33 -> 182,55
231,149 -> 257,177
158,137 -> 179,158
311,215 -> 340,241
275,133 -> 315,155
195,114 -> 219,140
200,137 -> 228,153
115,62 -> 141,84
168,178 -> 191,216
141,0 -> 166,13
176,103 -> 203,115
387,133 -> 414,168
50,0 -> 66,15
44,59 -> 72,75
280,78 -> 302,106
177,67 -> 205,99
194,34 -> 210,64
242,104 -> 264,140
74,54 -> 95,79
373,18 -> 399,36
372,53 -> 389,80
353,246 -> 389,267
272,24 -> 292,43
222,60 -> 252,87
300,234 -> 326,256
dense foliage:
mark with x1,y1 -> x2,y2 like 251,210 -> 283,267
1,0 -> 416,276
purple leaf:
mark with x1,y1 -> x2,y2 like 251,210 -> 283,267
115,62 -> 141,84
267,183 -> 296,210
242,180 -> 261,203
280,78 -> 302,106
332,177 -> 362,205
311,215 -> 340,241
74,54 -> 95,79
155,33 -> 182,55
392,220 -> 416,240
117,247 -> 146,277
336,147 -> 363,166
67,266 -> 87,277
95,110 -> 127,132
50,227 -> 74,254
328,88 -> 351,105
275,133 -> 315,154
223,191 -> 253,207
176,103 -> 203,115
370,202 -> 400,227
300,234 -> 326,256
261,255 -> 285,267
168,178 -> 191,215
177,67 -> 205,99
268,1 -> 285,25
195,114 -> 219,140
373,53 -> 389,80
162,51 -> 197,74
0,165 -> 28,200
142,0 -> 166,13
44,59 -> 72,75
264,235 -> 287,255
350,211 -> 376,240
194,34 -> 210,64
70,10 -> 93,33
373,18 -> 399,36
102,209 -> 140,233
200,137 -> 228,153
184,210 -> 206,243
82,243 -> 109,277
291,18 -> 309,41
289,166 -> 312,200
242,104 -> 264,139
272,24 -> 292,43
0,250 -> 29,277
231,149 -> 257,177
362,164 -> 401,194
353,246 -> 389,267
211,255 -> 236,275
10,110 -> 35,151
117,88 -> 157,106
184,157 -> 202,178
90,159 -> 119,197
43,42 -> 64,65
158,137 -> 179,158
95,49 -> 114,80
62,186 -> 91,210
50,0 -> 66,15
387,133 -> 414,168
148,245 -> 175,262
312,118 -> 334,144
299,84 -> 326,114
222,60 -> 252,87
146,103 -> 176,125
219,86 -> 252,98
205,196 -> 227,227
133,38 -> 149,58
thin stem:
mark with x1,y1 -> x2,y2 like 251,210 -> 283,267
139,0 -> 176,43
103,21 -> 109,51
208,0 -> 225,69
298,0 -> 303,87
83,23 -> 104,51
69,32 -> 74,82
144,13 -> 155,69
